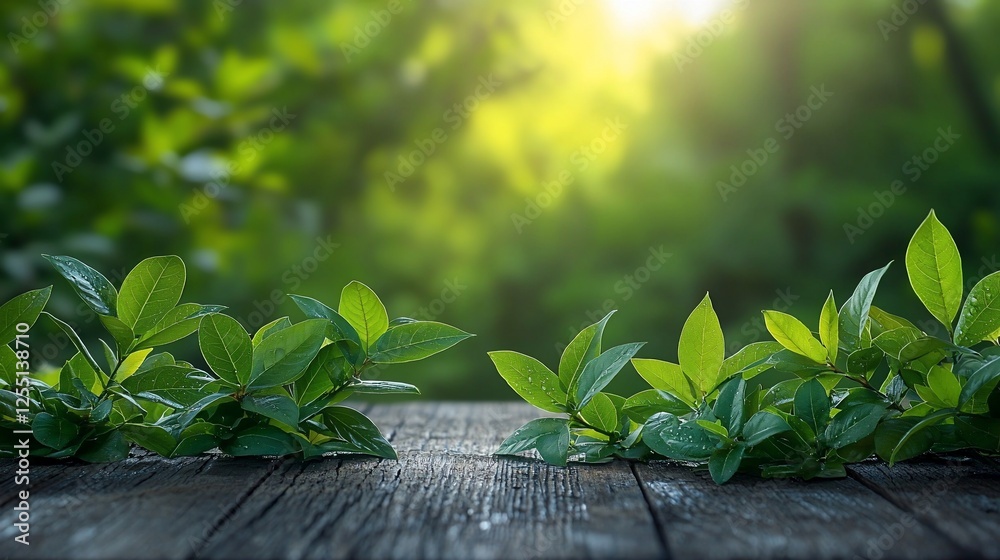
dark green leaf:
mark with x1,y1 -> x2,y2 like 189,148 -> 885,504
45,254 -> 117,315
121,424 -> 176,456
199,313 -> 252,386
241,393 -> 299,426
708,445 -> 745,484
120,365 -> 210,408
824,403 -> 887,449
370,321 -> 473,364
44,312 -> 105,377
794,378 -> 830,435
134,304 -> 223,351
252,317 -> 292,346
496,417 -> 571,466
839,263 -> 892,351
959,357 -> 1000,409
76,431 -> 130,463
579,392 -> 619,433
643,413 -> 716,461
742,411 -> 792,446
220,424 -> 298,457
32,412 -> 79,449
348,380 -> 420,395
0,286 -> 52,345
623,389 -> 694,422
294,343 -> 353,405
713,377 -> 746,435
573,342 -> 645,410
322,406 -> 396,459
248,319 -> 327,389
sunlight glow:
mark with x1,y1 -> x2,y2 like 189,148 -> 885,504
606,0 -> 730,31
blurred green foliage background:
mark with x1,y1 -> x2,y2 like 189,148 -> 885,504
2,0 -> 999,399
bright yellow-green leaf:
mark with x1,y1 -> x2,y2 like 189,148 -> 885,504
762,310 -> 827,364
819,291 -> 839,364
905,210 -> 962,332
677,294 -> 724,396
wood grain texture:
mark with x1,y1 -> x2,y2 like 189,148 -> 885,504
849,457 -> 1000,559
197,402 -> 664,560
633,462 -> 962,560
1,403 -> 998,560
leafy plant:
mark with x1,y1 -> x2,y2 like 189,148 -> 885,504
491,210 -> 1000,483
0,256 -> 472,461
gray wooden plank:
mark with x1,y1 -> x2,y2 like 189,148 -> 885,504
197,402 -> 666,560
0,453 -> 279,559
848,457 -> 1000,558
634,461 -> 963,560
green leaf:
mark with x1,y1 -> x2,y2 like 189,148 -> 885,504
559,311 -> 614,389
252,317 -> 293,346
348,380 -> 421,395
793,378 -> 830,436
954,416 -> 1000,452
118,256 -> 186,335
134,304 -> 223,351
643,413 -> 716,461
839,263 -> 892,351
959,357 -> 1000,409
32,412 -> 79,449
199,313 -> 252,386
762,310 -> 827,364
0,287 -> 52,345
898,336 -> 949,362
43,311 -> 105,377
294,343 -> 353,405
121,424 -> 176,456
622,389 -> 694,422
869,306 -> 920,335
573,342 -> 645,410
925,366 -> 961,408
824,403 -> 887,449
955,271 -> 1000,346
290,294 -> 363,349
0,345 -> 17,388
221,424 -> 298,457
76,431 -> 130,463
887,409 -> 954,464
172,423 -> 221,457
248,319 -> 327,389
905,210 -> 963,331
338,281 -> 389,352
713,377 -> 746,435
176,391 -> 234,428
678,293 -> 725,395
120,365 -> 210,408
819,291 -> 839,364
99,315 -> 135,354
875,417 -> 936,463
496,417 -> 571,466
489,351 -> 567,413
242,393 -> 299,426
631,358 -> 697,406
322,406 -> 396,459
871,327 -> 923,359
722,341 -> 783,380
708,445 -> 745,485
742,411 -> 792,446
579,392 -> 619,433
370,321 -> 473,363
846,347 -> 884,376
44,254 -> 117,316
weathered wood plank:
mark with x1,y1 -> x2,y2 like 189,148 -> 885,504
848,457 -> 1000,558
634,461 -> 963,560
0,453 -> 278,559
197,402 -> 666,560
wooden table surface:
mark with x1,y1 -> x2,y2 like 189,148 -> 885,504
2,402 -> 999,560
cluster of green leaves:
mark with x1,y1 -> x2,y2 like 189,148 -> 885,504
492,211 -> 1000,483
0,256 -> 471,461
